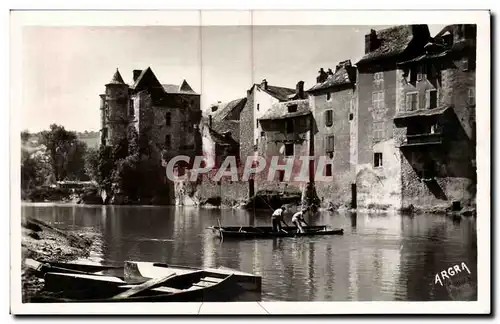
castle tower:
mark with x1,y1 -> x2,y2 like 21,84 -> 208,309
104,68 -> 130,147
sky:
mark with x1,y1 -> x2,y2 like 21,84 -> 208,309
21,24 -> 445,133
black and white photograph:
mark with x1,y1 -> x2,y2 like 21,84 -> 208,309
10,9 -> 490,315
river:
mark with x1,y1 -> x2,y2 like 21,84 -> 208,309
22,203 -> 477,301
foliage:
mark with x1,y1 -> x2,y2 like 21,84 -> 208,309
39,124 -> 78,181
84,147 -> 100,182
21,147 -> 53,191
97,145 -> 114,191
65,140 -> 89,181
21,130 -> 31,143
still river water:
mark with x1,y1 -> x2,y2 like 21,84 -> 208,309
22,203 -> 477,302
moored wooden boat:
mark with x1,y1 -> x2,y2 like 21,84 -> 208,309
208,225 -> 344,239
24,258 -> 262,298
31,269 -> 242,303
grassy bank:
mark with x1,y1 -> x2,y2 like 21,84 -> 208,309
21,217 -> 99,302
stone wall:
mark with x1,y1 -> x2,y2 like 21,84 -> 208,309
356,66 -> 402,208
239,88 -> 255,163
311,87 -> 355,206
396,59 -> 476,210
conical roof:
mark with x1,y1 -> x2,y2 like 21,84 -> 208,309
107,68 -> 125,85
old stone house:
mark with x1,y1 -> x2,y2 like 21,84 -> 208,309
355,25 -> 431,209
307,60 -> 357,207
99,67 -> 202,163
239,79 -> 299,196
257,98 -> 312,194
393,24 -> 477,211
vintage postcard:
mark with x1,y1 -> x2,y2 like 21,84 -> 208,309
10,9 -> 490,315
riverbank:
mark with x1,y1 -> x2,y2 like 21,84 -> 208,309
21,217 -> 98,302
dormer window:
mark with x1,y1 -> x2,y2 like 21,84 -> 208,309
288,104 -> 298,113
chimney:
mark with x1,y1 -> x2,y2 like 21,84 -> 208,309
365,29 -> 379,54
335,60 -> 352,72
133,70 -> 142,82
295,81 -> 304,99
208,115 -> 213,128
261,79 -> 268,90
316,68 -> 328,84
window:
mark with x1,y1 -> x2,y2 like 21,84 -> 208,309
372,91 -> 385,110
345,100 -> 351,111
278,170 -> 285,182
285,143 -> 294,156
288,104 -> 298,113
261,131 -> 265,137
416,66 -> 424,81
427,89 -> 438,109
349,113 -> 354,121
286,120 -> 294,133
373,72 -> 384,89
326,135 -> 335,153
374,152 -> 383,168
373,72 -> 384,81
327,152 -> 334,159
468,88 -> 475,105
373,121 -> 385,140
325,110 -> 333,127
406,92 -> 418,111
165,112 -> 171,126
326,93 -> 331,101
165,134 -> 171,149
257,104 -> 260,111
325,163 -> 332,177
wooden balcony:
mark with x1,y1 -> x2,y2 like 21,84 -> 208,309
400,132 -> 444,147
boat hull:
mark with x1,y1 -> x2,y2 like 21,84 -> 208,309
209,225 -> 344,239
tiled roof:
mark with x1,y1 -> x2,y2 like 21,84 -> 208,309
259,84 -> 297,102
394,105 -> 451,121
107,69 -> 125,85
210,98 -> 246,122
357,25 -> 418,65
207,126 -> 239,148
211,120 -> 240,142
162,81 -> 198,95
258,99 -> 310,121
308,63 -> 356,92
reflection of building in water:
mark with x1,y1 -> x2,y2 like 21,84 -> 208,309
396,215 -> 477,301
347,213 -> 403,300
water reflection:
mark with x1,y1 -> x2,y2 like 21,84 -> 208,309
22,203 -> 477,302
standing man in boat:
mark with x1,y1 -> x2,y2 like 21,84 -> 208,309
271,205 -> 288,232
292,207 -> 309,233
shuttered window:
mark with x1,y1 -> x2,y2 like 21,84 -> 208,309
326,135 -> 335,153
426,89 -> 438,109
406,92 -> 418,111
325,110 -> 333,127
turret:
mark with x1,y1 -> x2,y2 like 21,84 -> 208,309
104,68 -> 130,147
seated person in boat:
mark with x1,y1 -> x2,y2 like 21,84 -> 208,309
271,205 -> 288,232
292,208 -> 309,233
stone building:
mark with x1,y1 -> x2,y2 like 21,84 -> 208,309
393,24 -> 477,211
239,79 -> 298,196
99,67 -> 202,162
307,60 -> 357,207
355,25 -> 431,209
257,98 -> 312,194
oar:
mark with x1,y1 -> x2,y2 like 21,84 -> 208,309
111,272 -> 177,300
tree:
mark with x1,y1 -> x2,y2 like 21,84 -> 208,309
39,124 -> 78,181
84,147 -> 100,181
66,140 -> 89,181
21,130 -> 30,144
